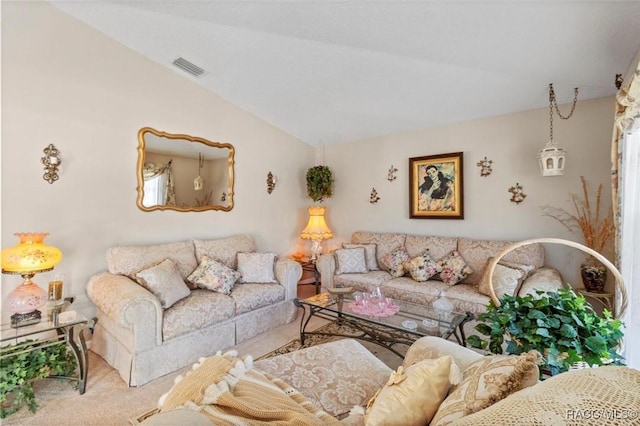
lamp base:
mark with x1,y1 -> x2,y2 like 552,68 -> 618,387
10,310 -> 42,328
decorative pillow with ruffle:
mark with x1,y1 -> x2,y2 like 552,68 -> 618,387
380,247 -> 411,278
437,250 -> 473,285
186,255 -> 241,295
404,252 -> 442,282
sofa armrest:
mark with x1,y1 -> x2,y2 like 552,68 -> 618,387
316,253 -> 336,292
403,336 -> 483,371
275,258 -> 302,301
86,272 -> 163,348
517,266 -> 566,298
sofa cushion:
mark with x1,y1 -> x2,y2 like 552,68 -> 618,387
379,277 -> 448,305
404,252 -> 442,282
438,251 -> 473,285
351,232 -> 406,270
365,356 -> 456,426
193,235 -> 256,269
343,243 -> 379,271
380,247 -> 411,277
230,283 -> 286,315
404,235 -> 458,260
107,240 -> 197,281
335,247 -> 368,274
477,263 -> 527,301
186,255 -> 241,295
134,258 -> 191,309
237,252 -> 277,283
443,284 -> 492,314
450,366 -> 640,426
162,289 -> 235,341
335,271 -> 393,294
431,351 -> 541,426
456,238 -> 544,285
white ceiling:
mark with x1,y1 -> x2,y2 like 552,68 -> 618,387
49,1 -> 640,146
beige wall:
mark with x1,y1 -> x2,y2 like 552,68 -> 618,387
1,2 -> 616,316
322,96 -> 615,287
1,2 -> 315,313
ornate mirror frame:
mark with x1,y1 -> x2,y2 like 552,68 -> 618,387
136,127 -> 235,212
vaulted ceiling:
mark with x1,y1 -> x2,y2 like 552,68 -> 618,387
49,1 -> 640,145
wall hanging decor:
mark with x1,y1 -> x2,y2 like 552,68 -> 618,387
476,157 -> 493,177
369,187 -> 380,203
409,152 -> 464,219
266,171 -> 276,194
41,144 -> 61,184
508,182 -> 527,204
538,83 -> 579,176
387,165 -> 398,181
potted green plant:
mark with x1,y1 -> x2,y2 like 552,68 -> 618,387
306,165 -> 334,202
467,288 -> 624,376
0,341 -> 76,418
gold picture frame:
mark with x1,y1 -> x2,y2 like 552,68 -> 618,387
409,152 -> 464,219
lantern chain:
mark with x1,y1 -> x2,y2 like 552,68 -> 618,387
548,83 -> 579,143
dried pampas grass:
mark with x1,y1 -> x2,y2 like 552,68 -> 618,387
542,176 -> 614,254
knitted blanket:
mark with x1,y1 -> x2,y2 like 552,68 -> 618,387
158,351 -> 341,425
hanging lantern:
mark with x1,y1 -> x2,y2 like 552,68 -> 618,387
538,83 -> 578,177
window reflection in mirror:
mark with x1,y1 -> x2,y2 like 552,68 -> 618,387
136,127 -> 235,212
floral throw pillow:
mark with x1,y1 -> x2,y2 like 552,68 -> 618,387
186,255 -> 241,295
437,251 -> 473,285
380,248 -> 411,278
404,252 -> 442,282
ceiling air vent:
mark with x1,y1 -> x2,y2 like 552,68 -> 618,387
172,57 -> 205,77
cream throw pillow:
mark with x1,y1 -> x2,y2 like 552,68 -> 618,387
478,258 -> 536,300
135,258 -> 191,308
431,351 -> 541,426
343,243 -> 379,271
237,252 -> 277,283
365,356 -> 458,426
335,247 -> 368,274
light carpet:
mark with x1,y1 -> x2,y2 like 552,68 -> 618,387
2,316 -> 406,425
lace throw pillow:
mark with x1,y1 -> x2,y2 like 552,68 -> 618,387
342,243 -> 379,271
437,251 -> 473,285
237,252 -> 277,283
134,258 -> 191,308
478,259 -> 534,300
186,255 -> 241,295
404,252 -> 442,282
380,248 -> 411,278
335,247 -> 368,274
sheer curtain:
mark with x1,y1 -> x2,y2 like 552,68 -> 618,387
142,161 -> 176,206
611,47 -> 640,369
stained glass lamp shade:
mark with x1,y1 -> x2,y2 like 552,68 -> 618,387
1,233 -> 62,327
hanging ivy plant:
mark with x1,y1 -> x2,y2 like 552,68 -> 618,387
0,340 -> 76,418
306,166 -> 334,202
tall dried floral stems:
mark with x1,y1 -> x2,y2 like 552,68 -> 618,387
542,176 -> 614,254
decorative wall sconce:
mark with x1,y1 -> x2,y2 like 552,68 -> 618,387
194,153 -> 204,190
266,172 -> 277,194
41,144 -> 62,184
508,182 -> 527,204
387,165 -> 398,181
369,187 -> 380,204
476,157 -> 493,177
538,83 -> 579,176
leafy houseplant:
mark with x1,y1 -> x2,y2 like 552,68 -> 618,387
306,166 -> 334,202
0,341 -> 76,418
467,289 -> 624,376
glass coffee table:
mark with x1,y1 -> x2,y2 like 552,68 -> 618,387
294,293 -> 474,358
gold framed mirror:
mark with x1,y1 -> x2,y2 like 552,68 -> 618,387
136,127 -> 235,212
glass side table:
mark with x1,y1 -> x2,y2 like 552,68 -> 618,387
0,298 -> 97,394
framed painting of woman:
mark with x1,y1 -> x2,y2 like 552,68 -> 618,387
409,152 -> 464,219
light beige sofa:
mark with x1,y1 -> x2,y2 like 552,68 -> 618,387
316,231 -> 565,335
142,337 -> 640,425
86,234 -> 301,387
